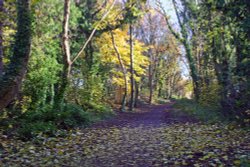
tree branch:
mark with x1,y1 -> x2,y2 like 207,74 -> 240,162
155,0 -> 183,42
71,0 -> 117,64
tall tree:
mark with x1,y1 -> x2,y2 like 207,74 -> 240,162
0,0 -> 3,76
0,0 -> 32,111
110,30 -> 128,112
54,0 -> 71,109
126,0 -> 145,109
54,0 -> 117,108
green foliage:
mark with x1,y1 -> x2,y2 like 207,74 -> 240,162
18,121 -> 57,139
83,102 -> 113,119
23,52 -> 61,109
17,105 -> 56,138
14,102 -> 113,139
57,104 -> 94,128
199,82 -> 221,107
21,0 -> 63,111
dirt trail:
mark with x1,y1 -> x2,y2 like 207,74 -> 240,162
92,102 -> 195,128
77,103 -> 249,167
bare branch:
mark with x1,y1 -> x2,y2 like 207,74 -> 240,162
72,0 -> 117,64
155,0 -> 183,42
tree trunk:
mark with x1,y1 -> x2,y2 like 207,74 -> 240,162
167,79 -> 172,99
134,81 -> 140,107
148,56 -> 153,104
50,84 -> 55,106
129,24 -> 135,111
0,0 -> 3,76
110,31 -> 128,112
54,0 -> 72,109
149,70 -> 153,103
0,0 -> 32,111
183,29 -> 200,101
148,49 -> 155,104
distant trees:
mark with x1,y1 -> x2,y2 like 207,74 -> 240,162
157,0 -> 200,101
136,10 -> 182,103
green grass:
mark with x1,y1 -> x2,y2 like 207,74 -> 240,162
173,98 -> 227,123
156,98 -> 171,104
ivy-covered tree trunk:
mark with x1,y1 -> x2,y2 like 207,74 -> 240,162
184,42 -> 200,100
0,0 -> 3,76
54,0 -> 72,109
0,0 -> 32,111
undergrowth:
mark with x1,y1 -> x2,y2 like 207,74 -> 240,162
173,98 -> 228,124
0,103 -> 114,140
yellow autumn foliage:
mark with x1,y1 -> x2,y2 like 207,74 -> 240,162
96,28 -> 149,87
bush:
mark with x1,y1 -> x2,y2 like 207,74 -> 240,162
58,104 -> 94,128
18,122 -> 57,139
199,83 -> 221,107
21,106 -> 56,122
14,103 -> 114,139
81,102 -> 114,119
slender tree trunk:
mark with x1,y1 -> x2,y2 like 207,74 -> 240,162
0,0 -> 3,76
50,84 -> 55,106
110,31 -> 128,112
54,0 -> 72,109
147,47 -> 153,104
158,84 -> 161,98
149,56 -> 153,104
167,79 -> 172,99
134,81 -> 139,107
129,24 -> 135,111
0,0 -> 32,111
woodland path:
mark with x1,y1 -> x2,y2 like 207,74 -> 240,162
91,101 -> 194,128
1,102 -> 250,166
78,102 -> 249,167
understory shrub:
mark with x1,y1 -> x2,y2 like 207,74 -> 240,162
8,102 -> 114,139
82,102 -> 114,119
58,103 -> 94,128
199,83 -> 221,107
18,122 -> 57,139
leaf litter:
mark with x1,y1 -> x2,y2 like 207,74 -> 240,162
0,103 -> 249,166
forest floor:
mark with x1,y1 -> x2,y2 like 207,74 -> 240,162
1,102 -> 250,166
